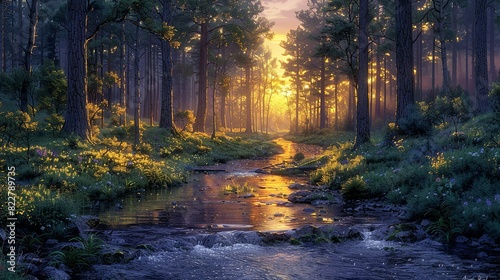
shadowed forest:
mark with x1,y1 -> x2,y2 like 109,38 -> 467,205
1,0 -> 500,279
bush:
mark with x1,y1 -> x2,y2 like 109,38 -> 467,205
45,114 -> 64,135
340,176 -> 368,201
13,185 -> 77,236
175,110 -> 195,132
0,110 -> 38,146
433,87 -> 471,132
489,83 -> 500,115
36,61 -> 67,115
49,234 -> 104,272
397,104 -> 433,136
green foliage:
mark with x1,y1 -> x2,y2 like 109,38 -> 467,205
0,110 -> 38,164
312,119 -> 500,239
19,233 -> 44,253
109,104 -> 126,126
313,142 -> 363,189
175,110 -> 195,132
11,185 -> 77,236
143,166 -> 171,188
44,114 -> 65,135
223,182 -> 255,195
65,135 -> 83,149
87,101 -> 107,127
0,68 -> 30,106
49,234 -> 103,272
0,110 -> 38,146
461,113 -> 499,146
340,176 -> 368,201
36,61 -> 67,115
397,103 -> 433,136
433,87 -> 471,132
489,82 -> 500,116
425,202 -> 462,244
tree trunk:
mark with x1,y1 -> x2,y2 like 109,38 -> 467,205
465,15 -> 469,93
134,25 -> 141,146
245,63 -> 252,133
431,33 -> 436,99
488,6 -> 496,82
334,77 -> 338,130
395,0 -> 414,123
438,0 -> 450,95
0,1 -> 5,72
375,42 -> 382,119
159,0 -> 174,130
17,0 -> 22,67
220,91 -> 226,128
319,56 -> 327,129
20,0 -> 38,113
194,22 -> 208,132
355,0 -> 370,147
120,23 -> 127,126
62,0 -> 90,139
452,3 -> 457,86
475,0 -> 488,112
295,53 -> 301,134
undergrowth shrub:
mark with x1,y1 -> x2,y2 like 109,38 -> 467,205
397,103 -> 433,136
13,185 -> 77,237
340,176 -> 368,201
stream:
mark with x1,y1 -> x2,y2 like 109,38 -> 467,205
83,139 -> 499,279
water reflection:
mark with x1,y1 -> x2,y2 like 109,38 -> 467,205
95,138 -> 334,231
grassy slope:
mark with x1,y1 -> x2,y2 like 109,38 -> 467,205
296,116 -> 500,242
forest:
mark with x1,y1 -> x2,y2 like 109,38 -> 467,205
1,0 -> 500,279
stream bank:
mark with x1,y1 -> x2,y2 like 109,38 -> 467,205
27,138 -> 500,279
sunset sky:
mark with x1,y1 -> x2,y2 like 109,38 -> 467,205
260,0 -> 308,66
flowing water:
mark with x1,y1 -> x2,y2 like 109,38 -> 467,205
95,138 -> 335,232
85,139 -> 499,279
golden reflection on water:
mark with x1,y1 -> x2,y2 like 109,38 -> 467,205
95,138 -> 335,231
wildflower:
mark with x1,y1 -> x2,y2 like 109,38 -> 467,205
495,194 -> 500,202
486,199 -> 492,207
450,178 -> 456,185
469,223 -> 473,228
463,201 -> 468,206
435,177 -> 441,182
476,198 -> 482,203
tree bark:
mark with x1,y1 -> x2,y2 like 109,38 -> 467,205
475,0 -> 488,112
452,3 -> 457,86
120,23 -> 127,126
355,0 -> 370,147
134,25 -> 141,146
194,22 -> 208,132
395,0 -> 414,124
62,0 -> 90,139
159,0 -> 175,130
437,0 -> 451,95
0,1 -> 5,72
245,63 -> 252,133
319,56 -> 327,129
295,44 -> 301,134
20,0 -> 38,113
488,6 -> 496,82
375,42 -> 382,119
